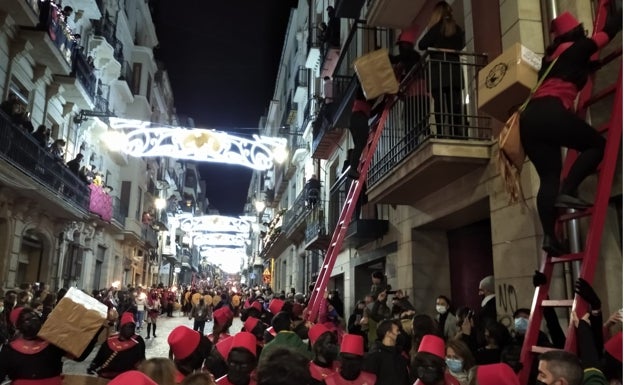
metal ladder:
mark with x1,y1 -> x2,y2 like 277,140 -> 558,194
518,1 -> 623,383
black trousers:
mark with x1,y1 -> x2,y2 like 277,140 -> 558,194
431,87 -> 466,137
520,96 -> 605,238
348,112 -> 369,172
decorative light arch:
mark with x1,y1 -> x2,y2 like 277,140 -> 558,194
104,118 -> 287,171
179,215 -> 251,233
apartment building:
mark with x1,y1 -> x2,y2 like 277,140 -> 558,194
246,0 -> 622,323
0,0 -> 202,292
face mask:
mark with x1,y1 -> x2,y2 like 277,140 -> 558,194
514,317 -> 529,333
446,358 -> 463,373
436,305 -> 447,314
535,381 -> 549,385
417,366 -> 444,385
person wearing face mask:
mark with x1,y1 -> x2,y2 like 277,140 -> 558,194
412,334 -> 459,385
445,339 -> 475,385
326,334 -> 376,385
0,307 -> 101,385
435,295 -> 457,340
308,323 -> 340,383
88,312 -> 146,379
363,319 -> 410,385
216,332 -> 258,385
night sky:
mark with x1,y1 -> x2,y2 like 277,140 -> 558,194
152,1 -> 296,215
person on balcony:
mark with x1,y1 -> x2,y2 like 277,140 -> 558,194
305,174 -> 321,208
418,1 -> 466,138
31,125 -> 50,148
326,6 -> 341,47
66,153 -> 84,177
519,8 -> 621,256
36,0 -> 52,30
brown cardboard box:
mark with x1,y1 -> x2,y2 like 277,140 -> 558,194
38,287 -> 108,357
63,374 -> 110,385
353,48 -> 399,100
477,43 -> 541,122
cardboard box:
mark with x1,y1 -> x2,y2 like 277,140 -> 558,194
353,48 -> 399,100
63,374 -> 109,385
38,287 -> 108,357
477,43 -> 541,122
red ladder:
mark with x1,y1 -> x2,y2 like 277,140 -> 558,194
305,99 -> 392,322
518,1 -> 622,383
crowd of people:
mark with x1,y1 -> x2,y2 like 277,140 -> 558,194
0,271 -> 620,385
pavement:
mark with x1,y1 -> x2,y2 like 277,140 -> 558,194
63,310 -> 243,374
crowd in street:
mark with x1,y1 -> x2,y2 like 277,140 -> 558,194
0,271 -> 621,385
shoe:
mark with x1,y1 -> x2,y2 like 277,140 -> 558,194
146,335 -> 150,339
347,169 -> 360,180
542,235 -> 569,256
554,194 -> 592,209
153,334 -> 156,338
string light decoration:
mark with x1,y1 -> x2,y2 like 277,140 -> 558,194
105,118 -> 287,171
179,215 -> 251,234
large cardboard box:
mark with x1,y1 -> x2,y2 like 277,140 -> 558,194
38,287 -> 108,357
353,48 -> 399,100
477,43 -> 541,122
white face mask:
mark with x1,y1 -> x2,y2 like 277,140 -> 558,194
436,305 -> 447,314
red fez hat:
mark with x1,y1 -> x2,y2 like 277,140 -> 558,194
340,334 -> 364,356
308,323 -> 331,345
216,335 -> 234,359
605,332 -> 623,362
417,334 -> 445,359
269,298 -> 285,315
476,363 -> 520,385
244,316 -> 260,333
214,306 -> 234,325
550,11 -> 581,38
10,307 -> 24,326
397,25 -> 419,45
231,331 -> 257,357
167,326 -> 201,360
109,370 -> 158,385
120,312 -> 135,326
250,301 -> 262,312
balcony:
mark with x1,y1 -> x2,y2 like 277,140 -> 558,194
0,0 -> 38,27
294,66 -> 310,104
90,17 -> 123,84
54,51 -> 97,110
311,76 -> 354,159
62,0 -> 102,20
366,0 -> 426,29
111,61 -> 134,103
111,196 -> 127,227
142,223 -> 159,248
367,49 -> 493,205
282,188 -> 314,243
259,210 -> 289,260
123,217 -> 143,243
304,208 -> 331,250
19,7 -> 75,75
0,111 -> 90,218
88,184 -> 112,221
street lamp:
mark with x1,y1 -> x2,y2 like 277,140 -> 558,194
254,200 -> 266,213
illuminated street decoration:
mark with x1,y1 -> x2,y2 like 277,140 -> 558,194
179,215 -> 250,233
194,233 -> 247,248
106,118 -> 287,171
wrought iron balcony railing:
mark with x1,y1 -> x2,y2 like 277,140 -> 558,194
112,196 -> 127,225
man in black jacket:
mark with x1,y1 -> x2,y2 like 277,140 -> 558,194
363,319 -> 409,385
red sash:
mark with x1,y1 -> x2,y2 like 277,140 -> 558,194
309,362 -> 339,381
9,338 -> 50,355
325,371 -> 377,385
12,377 -> 62,385
106,335 -> 139,351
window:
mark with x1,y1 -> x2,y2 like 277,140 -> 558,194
94,245 -> 106,290
146,73 -> 152,103
132,62 -> 142,95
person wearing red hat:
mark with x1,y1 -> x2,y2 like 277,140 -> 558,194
216,332 -> 258,385
474,363 -> 519,385
0,307 -> 101,385
205,335 -> 234,379
363,319 -> 410,385
411,334 -> 459,385
243,316 -> 267,356
519,4 -> 621,256
308,323 -> 340,382
109,370 -> 158,385
418,1 -> 466,138
326,334 -> 376,385
209,306 -> 234,343
88,311 -> 146,379
168,325 -> 214,380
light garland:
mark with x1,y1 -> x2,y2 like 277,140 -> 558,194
179,215 -> 251,233
105,118 -> 287,171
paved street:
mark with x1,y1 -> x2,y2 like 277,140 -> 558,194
63,311 -> 243,374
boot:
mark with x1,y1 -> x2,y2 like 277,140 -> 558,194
146,324 -> 151,339
554,193 -> 592,209
542,234 -> 569,256
152,324 -> 157,338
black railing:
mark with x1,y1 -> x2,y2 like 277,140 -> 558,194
94,83 -> 108,112
46,7 -> 75,65
282,188 -> 311,233
0,111 -> 90,210
329,175 -> 349,233
72,51 -> 97,100
304,207 -> 327,245
112,196 -> 127,225
142,223 -> 159,247
368,49 -> 492,186
334,21 -> 393,79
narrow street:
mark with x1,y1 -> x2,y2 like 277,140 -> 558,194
62,311 -> 243,374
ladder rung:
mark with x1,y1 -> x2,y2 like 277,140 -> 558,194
550,252 -> 585,263
583,83 -> 618,108
531,346 -> 558,354
542,299 -> 574,307
597,122 -> 610,134
558,209 -> 593,221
